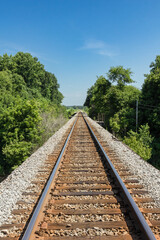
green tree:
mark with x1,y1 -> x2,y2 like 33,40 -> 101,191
84,86 -> 95,108
107,66 -> 134,89
141,55 -> 160,168
12,52 -> 45,90
84,67 -> 140,131
141,56 -> 160,135
0,100 -> 41,171
0,54 -> 12,71
123,124 -> 153,161
0,52 -> 66,174
90,76 -> 111,115
0,71 -> 15,109
109,113 -> 120,136
107,86 -> 140,133
84,76 -> 111,119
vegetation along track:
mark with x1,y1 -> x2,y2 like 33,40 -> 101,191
0,112 -> 160,240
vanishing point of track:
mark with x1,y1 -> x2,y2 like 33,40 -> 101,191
1,112 -> 160,239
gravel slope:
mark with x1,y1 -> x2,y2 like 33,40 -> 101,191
87,117 -> 160,208
0,116 -> 76,226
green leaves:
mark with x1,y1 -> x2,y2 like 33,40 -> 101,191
3,140 -> 32,166
141,56 -> 160,136
123,124 -> 153,161
107,66 -> 134,89
84,59 -> 160,169
0,52 -> 63,105
0,100 -> 41,168
109,113 -> 120,135
140,55 -> 160,168
0,52 -> 65,173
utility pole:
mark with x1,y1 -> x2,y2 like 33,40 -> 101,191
136,100 -> 138,132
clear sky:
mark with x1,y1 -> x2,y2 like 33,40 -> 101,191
0,0 -> 160,105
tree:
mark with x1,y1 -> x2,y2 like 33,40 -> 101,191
41,71 -> 63,104
90,76 -> 111,114
12,52 -> 45,90
0,53 -> 12,71
140,55 -> 160,169
105,85 -> 140,131
0,100 -> 41,171
0,71 -> 15,109
84,76 -> 111,119
84,86 -> 94,108
109,113 -> 120,136
0,52 -> 65,174
84,67 -> 139,131
107,66 -> 134,89
141,56 -> 160,136
109,107 -> 136,136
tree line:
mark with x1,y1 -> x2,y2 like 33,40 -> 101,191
84,56 -> 160,169
0,52 -> 67,174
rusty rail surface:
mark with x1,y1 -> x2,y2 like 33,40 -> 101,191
21,114 -> 78,240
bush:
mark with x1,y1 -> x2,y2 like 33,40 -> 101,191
0,100 -> 41,171
3,140 -> 32,166
123,124 -> 153,161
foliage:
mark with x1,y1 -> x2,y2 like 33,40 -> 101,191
84,76 -> 112,120
123,124 -> 153,160
0,52 -> 66,174
0,100 -> 41,171
148,138 -> 160,169
0,52 -> 63,104
66,106 -> 88,118
107,86 -> 140,134
84,68 -> 140,131
38,111 -> 67,148
67,108 -> 77,118
107,66 -> 134,89
141,55 -> 160,136
84,62 -> 160,169
140,55 -> 160,168
109,113 -> 120,136
90,76 -> 111,114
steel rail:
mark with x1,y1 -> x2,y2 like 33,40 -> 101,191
21,114 -> 78,240
83,113 -> 156,240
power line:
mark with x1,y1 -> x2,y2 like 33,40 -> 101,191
135,100 -> 160,132
138,103 -> 160,110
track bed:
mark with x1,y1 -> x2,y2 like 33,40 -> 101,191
0,113 -> 159,239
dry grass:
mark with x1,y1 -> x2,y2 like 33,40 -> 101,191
34,112 -> 67,150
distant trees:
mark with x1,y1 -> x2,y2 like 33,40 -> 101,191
0,52 -> 65,174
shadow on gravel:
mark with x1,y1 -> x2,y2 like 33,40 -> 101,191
0,175 -> 8,183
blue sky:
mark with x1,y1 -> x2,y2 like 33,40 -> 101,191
0,0 -> 160,105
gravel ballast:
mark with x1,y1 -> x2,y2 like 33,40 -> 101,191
87,116 -> 160,208
0,116 -> 76,226
0,114 -> 160,228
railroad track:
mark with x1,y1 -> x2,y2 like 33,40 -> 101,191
0,112 -> 160,239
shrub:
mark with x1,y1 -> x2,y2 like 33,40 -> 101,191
0,100 -> 41,171
123,124 -> 153,161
